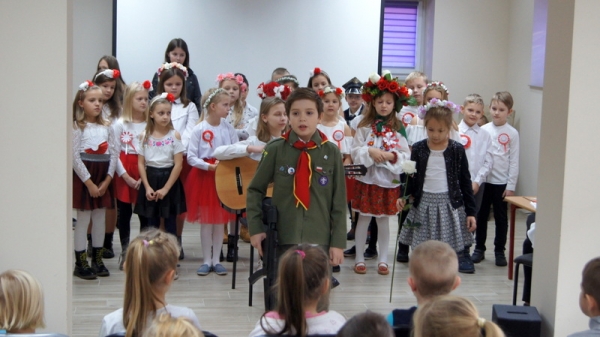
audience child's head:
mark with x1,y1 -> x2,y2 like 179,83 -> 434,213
477,115 -> 488,127
143,314 -> 204,337
122,229 -> 179,337
343,77 -> 364,112
235,72 -> 250,104
73,80 -> 106,129
422,81 -> 449,103
122,81 -> 151,123
405,71 -> 428,105
461,94 -> 485,127
157,62 -> 190,107
262,245 -> 331,337
143,94 -> 175,144
307,67 -> 332,92
0,270 -> 45,333
318,85 -> 345,120
256,96 -> 287,143
408,241 -> 460,304
163,38 -> 191,68
271,67 -> 290,81
335,311 -> 394,337
413,295 -> 505,337
199,88 -> 231,123
93,68 -> 123,120
284,88 -> 323,142
357,71 -> 407,132
578,257 -> 600,318
277,75 -> 299,91
489,91 -> 514,126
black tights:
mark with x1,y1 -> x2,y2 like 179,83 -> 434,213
117,200 -> 148,248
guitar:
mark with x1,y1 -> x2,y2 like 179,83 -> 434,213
215,157 -> 367,210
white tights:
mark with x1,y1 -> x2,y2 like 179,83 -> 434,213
201,224 -> 224,266
74,209 -> 105,251
354,215 -> 391,264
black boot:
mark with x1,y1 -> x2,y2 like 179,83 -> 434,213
226,235 -> 236,262
103,232 -> 115,258
92,247 -> 110,277
396,243 -> 410,262
74,250 -> 96,280
177,235 -> 184,260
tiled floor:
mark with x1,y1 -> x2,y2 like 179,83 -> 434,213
73,211 -> 531,337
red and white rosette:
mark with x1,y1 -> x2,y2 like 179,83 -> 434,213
460,134 -> 472,149
120,131 -> 137,154
401,112 -> 414,127
332,130 -> 345,149
498,133 -> 510,152
202,130 -> 214,148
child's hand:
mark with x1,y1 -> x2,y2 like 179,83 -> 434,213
396,198 -> 406,212
250,233 -> 267,256
503,189 -> 515,197
343,156 -> 352,165
247,145 -> 265,154
135,179 -> 142,190
155,187 -> 170,200
329,247 -> 344,266
98,180 -> 109,196
466,216 -> 477,232
472,182 -> 479,195
146,187 -> 156,201
208,161 -> 220,171
368,148 -> 387,163
125,176 -> 138,189
88,183 -> 101,198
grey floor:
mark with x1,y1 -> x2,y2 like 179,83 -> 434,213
73,211 -> 530,337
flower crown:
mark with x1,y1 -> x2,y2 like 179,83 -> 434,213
157,62 -> 188,79
318,86 -> 345,99
215,72 -> 247,92
417,98 -> 461,119
425,81 -> 449,95
277,76 -> 298,85
142,80 -> 153,91
362,70 -> 417,111
79,80 -> 94,91
94,69 -> 120,81
309,67 -> 322,77
202,88 -> 227,110
159,92 -> 176,103
257,82 -> 292,100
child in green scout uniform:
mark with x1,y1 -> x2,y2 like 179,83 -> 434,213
247,88 -> 347,266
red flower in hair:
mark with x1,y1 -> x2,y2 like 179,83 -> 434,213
113,69 -> 120,79
86,80 -> 94,87
318,90 -> 325,97
378,80 -> 389,91
166,93 -> 175,103
399,86 -> 408,97
335,87 -> 343,95
362,93 -> 372,102
388,81 -> 399,92
314,67 -> 321,75
142,80 -> 152,90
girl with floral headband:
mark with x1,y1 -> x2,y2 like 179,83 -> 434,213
185,88 -> 238,276
112,81 -> 152,270
134,94 -> 187,242
156,61 -> 199,259
149,38 -> 202,111
217,72 -> 256,141
99,229 -> 201,337
398,98 -> 477,274
72,80 -> 119,280
351,71 -> 412,275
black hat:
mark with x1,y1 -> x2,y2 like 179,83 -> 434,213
342,77 -> 363,95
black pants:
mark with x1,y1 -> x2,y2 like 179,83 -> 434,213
147,214 -> 176,236
522,213 -> 535,303
117,199 -> 148,247
475,183 -> 508,253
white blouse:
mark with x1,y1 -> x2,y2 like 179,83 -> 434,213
317,119 -> 352,155
406,116 -> 461,146
139,130 -> 185,168
112,119 -> 147,176
226,104 -> 258,141
187,119 -> 239,171
458,120 -> 493,185
214,135 -> 277,162
171,99 -> 199,152
72,122 -> 119,182
423,149 -> 448,193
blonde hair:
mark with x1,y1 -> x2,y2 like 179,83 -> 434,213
218,79 -> 244,127
409,241 -> 458,299
123,229 -> 179,337
413,295 -> 505,337
256,97 -> 286,143
199,88 -> 230,123
491,91 -> 514,110
0,270 -> 45,333
423,83 -> 449,102
463,93 -> 485,108
141,96 -> 174,146
405,71 -> 428,84
72,86 -> 109,130
143,314 -> 204,337
122,82 -> 149,123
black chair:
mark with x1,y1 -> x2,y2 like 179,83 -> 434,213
512,253 -> 533,305
392,324 -> 411,337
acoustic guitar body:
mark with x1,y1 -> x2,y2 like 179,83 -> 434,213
215,157 -> 272,210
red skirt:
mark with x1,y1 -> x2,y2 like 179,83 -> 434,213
345,177 -> 356,203
185,165 -> 235,224
114,152 -> 140,203
351,180 -> 400,216
73,159 -> 115,210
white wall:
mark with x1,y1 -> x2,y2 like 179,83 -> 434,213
116,0 -> 381,109
0,1 -> 73,334
72,1 -> 113,92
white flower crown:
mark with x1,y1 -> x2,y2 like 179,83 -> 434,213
277,76 -> 298,85
417,98 -> 461,119
319,86 -> 345,99
157,62 -> 189,79
425,81 -> 449,95
202,88 -> 227,110
79,80 -> 94,91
